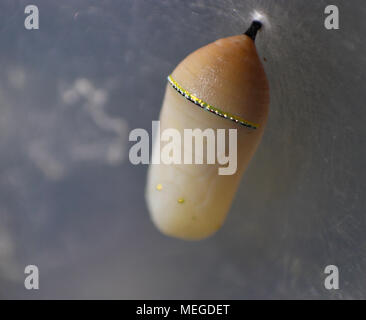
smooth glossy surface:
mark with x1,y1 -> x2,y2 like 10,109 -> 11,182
146,34 -> 269,240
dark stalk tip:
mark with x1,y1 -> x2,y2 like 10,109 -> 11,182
244,20 -> 262,41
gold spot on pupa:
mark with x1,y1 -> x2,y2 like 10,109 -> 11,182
177,198 -> 185,204
156,184 -> 163,191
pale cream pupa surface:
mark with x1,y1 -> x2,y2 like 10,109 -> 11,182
146,21 -> 270,240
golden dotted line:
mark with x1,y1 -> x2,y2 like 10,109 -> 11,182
167,75 -> 259,129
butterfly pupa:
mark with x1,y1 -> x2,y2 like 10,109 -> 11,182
146,21 -> 270,240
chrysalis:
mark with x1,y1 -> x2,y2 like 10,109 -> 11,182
146,21 -> 270,240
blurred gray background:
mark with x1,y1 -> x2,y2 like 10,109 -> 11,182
0,0 -> 365,299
